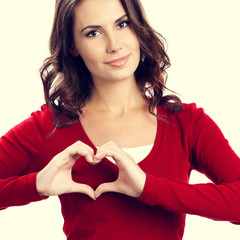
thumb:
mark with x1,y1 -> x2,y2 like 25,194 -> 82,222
70,182 -> 96,200
95,182 -> 117,199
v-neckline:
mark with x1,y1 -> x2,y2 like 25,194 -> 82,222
76,106 -> 165,167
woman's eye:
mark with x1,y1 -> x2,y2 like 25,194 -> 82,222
117,20 -> 130,29
86,30 -> 101,38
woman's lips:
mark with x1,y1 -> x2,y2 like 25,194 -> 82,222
105,54 -> 130,67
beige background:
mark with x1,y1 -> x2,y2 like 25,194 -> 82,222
0,0 -> 239,239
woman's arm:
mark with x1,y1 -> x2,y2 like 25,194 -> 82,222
139,105 -> 240,223
0,106 -> 50,209
0,105 -> 97,209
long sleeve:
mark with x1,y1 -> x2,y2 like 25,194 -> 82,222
0,105 -> 53,209
139,104 -> 240,223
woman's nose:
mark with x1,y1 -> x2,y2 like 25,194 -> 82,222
106,32 -> 122,54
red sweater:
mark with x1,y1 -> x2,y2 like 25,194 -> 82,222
0,103 -> 240,240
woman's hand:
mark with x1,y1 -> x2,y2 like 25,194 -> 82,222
94,141 -> 146,199
36,141 -> 95,200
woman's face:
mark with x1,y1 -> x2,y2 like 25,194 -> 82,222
72,0 -> 140,84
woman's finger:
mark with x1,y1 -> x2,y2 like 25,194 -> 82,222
53,142 -> 95,168
94,142 -> 127,164
95,182 -> 117,198
69,182 -> 96,200
66,141 -> 95,164
36,141 -> 95,197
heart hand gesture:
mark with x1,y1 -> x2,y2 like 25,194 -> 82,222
36,141 -> 146,200
94,141 -> 146,199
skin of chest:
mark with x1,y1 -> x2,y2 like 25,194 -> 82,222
79,107 -> 158,148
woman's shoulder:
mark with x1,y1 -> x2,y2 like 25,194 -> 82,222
160,102 -> 223,137
3,104 -> 55,140
30,104 -> 56,135
159,102 -> 204,118
181,102 -> 204,117
36,104 -> 55,120
28,104 -> 54,125
158,102 -> 211,130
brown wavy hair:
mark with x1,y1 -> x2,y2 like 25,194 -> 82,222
40,0 -> 182,127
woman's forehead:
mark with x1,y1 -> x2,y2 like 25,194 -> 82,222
73,0 -> 127,27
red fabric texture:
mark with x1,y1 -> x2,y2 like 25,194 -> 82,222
0,103 -> 239,239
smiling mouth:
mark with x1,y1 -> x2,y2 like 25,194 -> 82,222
105,54 -> 130,67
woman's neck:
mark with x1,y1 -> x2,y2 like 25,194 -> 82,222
87,78 -> 146,114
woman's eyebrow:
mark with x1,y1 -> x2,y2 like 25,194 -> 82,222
81,14 -> 128,33
115,14 -> 128,23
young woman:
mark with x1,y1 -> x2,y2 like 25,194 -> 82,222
0,0 -> 239,239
